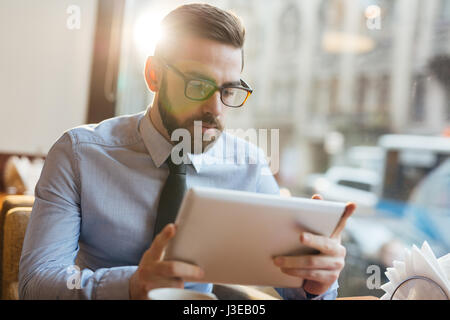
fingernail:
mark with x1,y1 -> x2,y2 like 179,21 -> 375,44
274,257 -> 283,266
302,233 -> 310,242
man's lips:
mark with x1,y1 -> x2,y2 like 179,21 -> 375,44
202,124 -> 217,129
201,125 -> 218,133
189,122 -> 220,133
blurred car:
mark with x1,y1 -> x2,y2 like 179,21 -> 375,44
305,166 -> 380,215
402,158 -> 450,256
349,134 -> 450,269
375,134 -> 450,217
346,146 -> 384,173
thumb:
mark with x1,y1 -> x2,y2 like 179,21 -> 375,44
146,224 -> 177,261
331,202 -> 356,239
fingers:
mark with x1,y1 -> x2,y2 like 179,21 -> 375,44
132,224 -> 206,298
299,232 -> 346,256
153,261 -> 205,281
273,255 -> 344,270
146,277 -> 185,290
146,224 -> 177,261
331,202 -> 356,239
310,193 -> 356,239
136,258 -> 205,292
279,268 -> 340,284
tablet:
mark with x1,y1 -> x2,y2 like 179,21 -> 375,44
164,187 -> 347,288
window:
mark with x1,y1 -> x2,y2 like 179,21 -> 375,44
113,0 -> 450,295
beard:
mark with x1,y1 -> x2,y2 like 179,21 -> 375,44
157,77 -> 224,154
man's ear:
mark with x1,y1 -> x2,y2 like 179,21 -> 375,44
144,56 -> 162,92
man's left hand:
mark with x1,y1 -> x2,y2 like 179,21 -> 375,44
273,195 -> 356,296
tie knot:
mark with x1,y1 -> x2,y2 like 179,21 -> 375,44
166,156 -> 187,174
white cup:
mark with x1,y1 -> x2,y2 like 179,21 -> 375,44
147,288 -> 218,300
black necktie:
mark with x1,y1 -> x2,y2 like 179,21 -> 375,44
152,157 -> 187,240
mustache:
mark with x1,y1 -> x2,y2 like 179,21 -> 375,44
186,114 -> 223,130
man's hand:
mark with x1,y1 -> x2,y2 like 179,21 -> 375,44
273,194 -> 356,296
129,223 -> 205,299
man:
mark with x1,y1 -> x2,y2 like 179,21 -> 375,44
19,3 -> 355,300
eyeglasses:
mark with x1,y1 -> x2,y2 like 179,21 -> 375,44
161,60 -> 253,108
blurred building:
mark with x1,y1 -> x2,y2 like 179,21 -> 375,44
223,0 -> 450,190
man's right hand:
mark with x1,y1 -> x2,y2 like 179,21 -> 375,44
129,223 -> 205,299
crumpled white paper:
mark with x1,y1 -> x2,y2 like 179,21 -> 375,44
3,156 -> 44,195
380,241 -> 450,300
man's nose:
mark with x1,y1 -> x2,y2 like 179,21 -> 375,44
201,91 -> 224,118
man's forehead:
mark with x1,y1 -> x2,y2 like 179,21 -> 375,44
175,59 -> 241,85
164,36 -> 242,82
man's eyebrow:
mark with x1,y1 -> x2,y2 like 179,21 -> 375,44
185,71 -> 241,87
222,80 -> 241,87
185,71 -> 217,84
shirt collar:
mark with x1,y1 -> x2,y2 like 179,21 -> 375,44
139,107 -> 174,169
139,107 -> 225,173
187,136 -> 225,172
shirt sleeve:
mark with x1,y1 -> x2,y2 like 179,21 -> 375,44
255,149 -> 339,300
18,132 -> 136,300
255,148 -> 281,195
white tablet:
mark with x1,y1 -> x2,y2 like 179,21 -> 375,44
164,187 -> 347,288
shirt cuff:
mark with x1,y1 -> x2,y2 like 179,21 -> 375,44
276,280 -> 339,300
305,291 -> 319,299
94,266 -> 138,300
305,280 -> 339,300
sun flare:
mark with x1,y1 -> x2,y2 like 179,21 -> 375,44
133,11 -> 165,57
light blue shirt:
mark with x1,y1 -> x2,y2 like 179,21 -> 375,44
18,107 -> 338,300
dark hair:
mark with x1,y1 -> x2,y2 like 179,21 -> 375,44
155,3 -> 246,70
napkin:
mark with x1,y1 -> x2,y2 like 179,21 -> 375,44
380,241 -> 450,300
3,156 -> 44,195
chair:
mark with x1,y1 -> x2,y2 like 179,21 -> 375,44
1,207 -> 32,300
0,195 -> 34,297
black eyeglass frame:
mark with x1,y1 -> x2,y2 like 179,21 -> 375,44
160,59 -> 253,108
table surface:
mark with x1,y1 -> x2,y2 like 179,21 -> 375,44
337,296 -> 379,300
